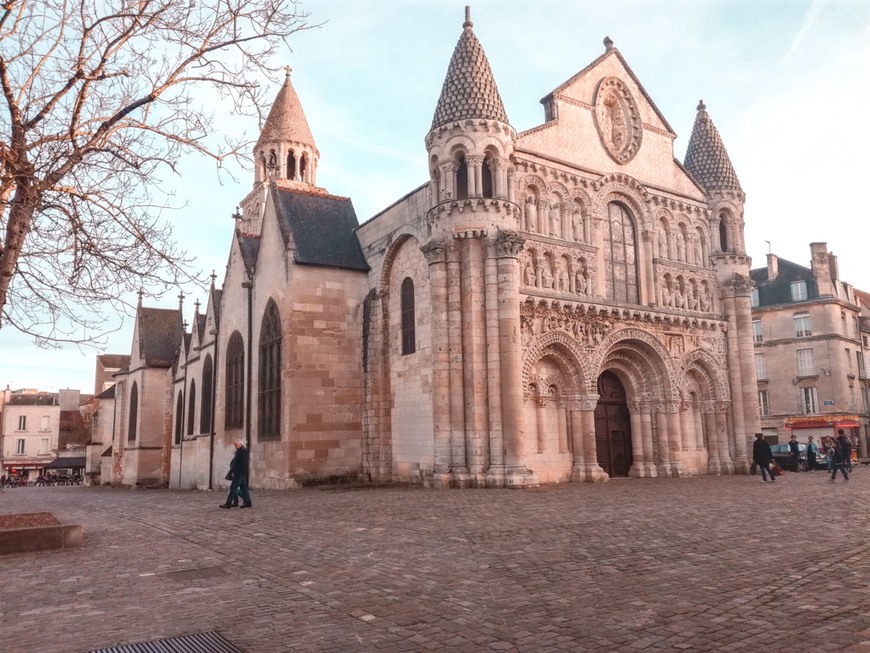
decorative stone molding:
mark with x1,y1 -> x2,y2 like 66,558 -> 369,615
420,239 -> 447,265
496,230 -> 525,258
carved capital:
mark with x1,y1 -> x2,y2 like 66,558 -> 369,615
420,240 -> 447,265
496,230 -> 526,258
466,154 -> 485,168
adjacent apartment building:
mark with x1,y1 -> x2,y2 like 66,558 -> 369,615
750,242 -> 869,457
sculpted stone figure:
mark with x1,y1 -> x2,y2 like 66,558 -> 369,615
525,195 -> 538,232
572,207 -> 584,242
541,262 -> 553,289
575,267 -> 588,296
661,278 -> 673,308
694,238 -> 703,266
675,231 -> 686,262
523,260 -> 536,287
698,283 -> 711,311
556,261 -> 570,292
550,202 -> 561,238
658,228 -> 668,258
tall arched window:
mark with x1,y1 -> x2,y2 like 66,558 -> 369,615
128,382 -> 139,442
455,154 -> 468,200
401,277 -> 416,355
258,300 -> 282,441
187,380 -> 197,435
718,214 -> 729,252
481,155 -> 494,198
174,392 -> 184,446
299,154 -> 308,183
225,331 -> 245,429
200,355 -> 213,434
604,202 -> 639,304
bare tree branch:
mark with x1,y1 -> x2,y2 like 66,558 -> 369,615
0,0 -> 317,346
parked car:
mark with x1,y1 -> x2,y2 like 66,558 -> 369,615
769,442 -> 828,472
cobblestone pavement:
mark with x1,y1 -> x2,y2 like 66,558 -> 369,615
1,470 -> 869,653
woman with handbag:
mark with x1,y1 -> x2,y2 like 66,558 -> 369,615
220,439 -> 253,509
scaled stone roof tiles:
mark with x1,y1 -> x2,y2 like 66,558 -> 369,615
431,14 -> 508,130
137,307 -> 182,367
684,101 -> 742,193
256,69 -> 317,151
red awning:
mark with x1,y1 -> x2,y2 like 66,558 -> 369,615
784,414 -> 861,429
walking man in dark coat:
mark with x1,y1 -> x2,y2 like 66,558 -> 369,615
836,429 -> 853,472
220,439 -> 252,509
752,433 -> 777,483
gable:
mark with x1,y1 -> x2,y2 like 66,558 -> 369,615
517,47 -> 703,200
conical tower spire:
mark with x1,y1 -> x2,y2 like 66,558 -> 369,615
684,100 -> 742,193
430,6 -> 509,131
254,66 -> 319,186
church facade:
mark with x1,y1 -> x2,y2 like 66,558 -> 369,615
111,9 -> 760,489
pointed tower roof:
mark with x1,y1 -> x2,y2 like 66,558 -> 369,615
684,100 -> 742,193
256,67 -> 316,151
430,7 -> 509,131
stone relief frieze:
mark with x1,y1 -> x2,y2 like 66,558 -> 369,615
593,77 -> 643,164
520,245 -> 597,298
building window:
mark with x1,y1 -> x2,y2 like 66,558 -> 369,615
846,348 -> 852,372
40,415 -> 50,431
174,392 -> 184,446
752,319 -> 763,343
200,354 -> 213,434
455,153 -> 468,200
862,385 -> 870,411
128,382 -> 138,441
40,437 -> 49,454
604,202 -> 639,304
863,335 -> 869,348
794,313 -> 812,338
800,386 -> 818,414
16,438 -> 25,454
187,380 -> 196,436
755,354 -> 767,380
482,154 -> 494,198
791,280 -> 807,301
758,390 -> 770,417
797,349 -> 815,377
401,277 -> 416,355
750,287 -> 759,307
17,415 -> 26,431
258,300 -> 282,441
858,351 -> 866,377
225,331 -> 245,429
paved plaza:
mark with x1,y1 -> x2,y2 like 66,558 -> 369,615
1,471 -> 868,652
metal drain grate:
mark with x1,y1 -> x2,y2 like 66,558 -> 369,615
165,566 -> 228,582
87,630 -> 244,653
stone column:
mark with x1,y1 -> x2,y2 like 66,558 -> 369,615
704,403 -> 721,473
679,399 -> 696,475
733,282 -> 758,471
582,396 -> 608,482
458,232 -> 487,486
484,236 -> 504,487
720,290 -> 748,473
569,403 -> 586,480
667,405 -> 684,477
642,230 -> 656,306
446,241 -> 468,482
656,407 -> 671,477
496,231 -> 537,486
629,402 -> 645,477
467,154 -> 484,198
439,163 -> 456,203
640,408 -> 657,477
421,240 -> 451,487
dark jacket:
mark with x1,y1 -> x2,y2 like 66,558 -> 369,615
836,435 -> 852,460
753,438 -> 773,465
228,445 -> 249,480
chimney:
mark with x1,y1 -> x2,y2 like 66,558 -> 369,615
766,253 -> 778,280
829,252 -> 839,282
810,242 -> 833,296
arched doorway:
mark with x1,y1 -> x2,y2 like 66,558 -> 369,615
595,371 -> 633,477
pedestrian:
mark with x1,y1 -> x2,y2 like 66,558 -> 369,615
752,433 -> 777,483
220,439 -> 252,509
836,429 -> 853,473
788,434 -> 800,464
806,435 -> 818,471
823,437 -> 835,471
830,435 -> 850,483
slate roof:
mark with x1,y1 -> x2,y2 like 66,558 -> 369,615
430,10 -> 508,131
237,233 -> 261,277
96,354 -> 130,369
94,385 -> 116,400
137,307 -> 182,367
750,257 -> 818,307
272,185 -> 369,272
209,287 -> 223,330
7,394 -> 57,406
684,100 -> 742,193
256,69 -> 317,152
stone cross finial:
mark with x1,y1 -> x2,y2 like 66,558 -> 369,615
210,270 -> 217,288
137,287 -> 144,307
463,5 -> 472,29
697,99 -> 706,111
604,36 -> 614,51
194,299 -> 201,314
284,65 -> 292,80
177,291 -> 185,309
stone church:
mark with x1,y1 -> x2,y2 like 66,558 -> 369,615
108,8 -> 760,489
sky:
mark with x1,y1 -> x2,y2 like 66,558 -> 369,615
2,0 -> 869,394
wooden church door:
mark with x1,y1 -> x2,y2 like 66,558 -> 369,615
594,371 -> 633,477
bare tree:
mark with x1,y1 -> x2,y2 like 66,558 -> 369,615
0,0 -> 314,346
